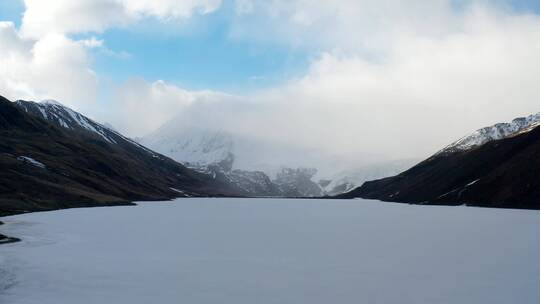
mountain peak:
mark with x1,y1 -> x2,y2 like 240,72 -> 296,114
344,110 -> 540,209
143,127 -> 235,169
439,112 -> 540,154
40,99 -> 65,107
15,99 -> 118,143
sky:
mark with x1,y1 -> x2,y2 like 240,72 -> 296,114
2,0 -> 540,169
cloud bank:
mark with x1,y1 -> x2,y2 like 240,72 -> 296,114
0,22 -> 97,110
21,0 -> 222,38
117,3 -> 540,166
2,0 -> 540,170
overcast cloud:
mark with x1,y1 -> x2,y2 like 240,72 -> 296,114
2,0 -> 540,168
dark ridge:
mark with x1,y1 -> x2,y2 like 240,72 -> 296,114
0,95 -> 247,218
340,124 -> 540,209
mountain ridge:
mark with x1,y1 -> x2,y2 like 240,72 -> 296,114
0,96 -> 245,216
341,111 -> 540,209
438,112 -> 540,154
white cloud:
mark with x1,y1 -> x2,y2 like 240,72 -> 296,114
107,79 -> 236,137
21,0 -> 222,38
122,0 -> 221,19
230,0 -> 465,51
0,0 -> 222,113
80,37 -> 104,48
21,0 -> 127,38
246,6 -> 540,161
0,22 -> 97,110
110,4 -> 540,170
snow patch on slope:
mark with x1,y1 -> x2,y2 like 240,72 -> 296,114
440,112 -> 540,153
15,100 -> 117,144
17,156 -> 46,169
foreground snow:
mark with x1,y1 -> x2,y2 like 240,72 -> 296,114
1,198 -> 540,304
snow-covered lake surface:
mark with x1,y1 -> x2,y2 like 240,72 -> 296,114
1,198 -> 540,304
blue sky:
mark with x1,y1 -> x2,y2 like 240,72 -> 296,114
0,0 -> 311,94
1,0 -> 539,94
505,0 -> 540,12
94,20 -> 310,93
0,1 -> 23,27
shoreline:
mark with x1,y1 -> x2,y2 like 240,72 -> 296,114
3,195 -> 538,246
0,221 -> 21,244
0,203 -> 139,246
0,203 -> 137,246
0,233 -> 21,244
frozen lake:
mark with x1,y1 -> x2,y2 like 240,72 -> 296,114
1,198 -> 540,303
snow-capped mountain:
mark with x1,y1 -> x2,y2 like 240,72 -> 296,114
222,169 -> 281,197
142,127 -> 235,170
142,117 -> 416,197
1,96 -> 246,216
439,112 -> 540,154
15,99 -> 172,158
343,110 -> 540,209
142,125 -> 327,197
16,100 -> 119,144
273,168 -> 323,197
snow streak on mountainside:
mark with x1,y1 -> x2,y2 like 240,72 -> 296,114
16,100 -> 118,144
439,112 -> 540,154
15,99 -> 162,158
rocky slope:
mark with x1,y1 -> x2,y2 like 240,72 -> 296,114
342,112 -> 540,209
0,96 -> 244,216
142,126 -> 325,197
273,168 -> 323,197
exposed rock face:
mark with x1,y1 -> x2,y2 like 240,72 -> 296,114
228,170 -> 282,197
273,168 -> 323,197
142,124 -> 327,197
190,162 -> 321,197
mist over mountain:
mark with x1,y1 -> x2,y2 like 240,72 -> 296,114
141,115 -> 414,196
343,111 -> 540,209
